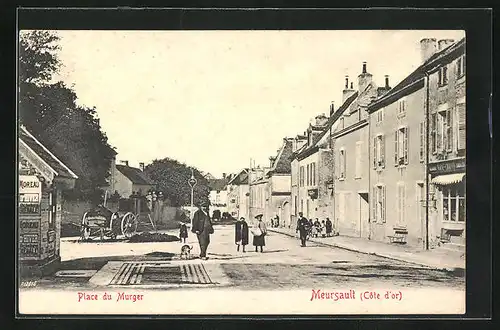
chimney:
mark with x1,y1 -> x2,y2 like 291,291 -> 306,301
121,160 -> 129,167
139,162 -> 145,171
385,75 -> 390,89
357,61 -> 373,93
350,82 -> 353,89
420,38 -> 437,62
438,39 -> 455,51
342,75 -> 356,103
314,113 -> 328,127
222,173 -> 226,179
329,102 -> 335,116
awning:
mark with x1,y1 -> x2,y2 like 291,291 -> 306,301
431,173 -> 465,185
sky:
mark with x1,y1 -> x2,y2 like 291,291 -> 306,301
50,30 -> 465,178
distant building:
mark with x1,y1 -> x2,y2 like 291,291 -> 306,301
227,169 -> 250,220
248,139 -> 293,227
110,160 -> 154,198
208,174 -> 230,218
290,134 -> 308,228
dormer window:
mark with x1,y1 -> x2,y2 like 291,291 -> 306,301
397,98 -> 407,118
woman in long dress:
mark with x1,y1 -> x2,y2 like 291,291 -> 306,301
252,214 -> 267,252
235,217 -> 249,252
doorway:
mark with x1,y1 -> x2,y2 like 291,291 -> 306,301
358,192 -> 369,238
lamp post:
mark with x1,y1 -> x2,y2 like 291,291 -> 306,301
188,168 -> 197,225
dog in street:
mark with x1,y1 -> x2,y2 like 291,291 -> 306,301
180,244 -> 193,260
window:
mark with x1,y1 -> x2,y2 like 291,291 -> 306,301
438,65 -> 448,86
299,166 -> 304,187
294,196 -> 298,215
397,182 -> 406,225
339,149 -> 346,179
419,122 -> 425,162
376,108 -> 384,123
435,110 -> 452,153
358,108 -> 362,121
301,199 -> 304,213
442,184 -> 466,222
456,55 -> 465,78
394,127 -> 409,166
416,182 -> 425,223
372,185 -> 386,223
339,117 -> 345,130
373,135 -> 385,169
306,164 -> 309,186
398,99 -> 407,117
456,104 -> 466,151
312,162 -> 316,186
355,141 -> 362,178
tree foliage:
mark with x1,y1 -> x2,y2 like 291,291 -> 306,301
19,30 -> 116,200
144,158 -> 210,207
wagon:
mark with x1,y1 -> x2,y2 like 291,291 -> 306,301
80,193 -> 156,241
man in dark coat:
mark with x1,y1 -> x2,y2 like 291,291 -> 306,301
191,201 -> 214,260
235,217 -> 249,252
296,212 -> 310,247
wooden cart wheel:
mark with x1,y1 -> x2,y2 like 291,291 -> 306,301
81,212 -> 91,241
121,212 -> 138,238
109,212 -> 120,239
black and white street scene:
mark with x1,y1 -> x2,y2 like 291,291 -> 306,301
18,29 -> 466,315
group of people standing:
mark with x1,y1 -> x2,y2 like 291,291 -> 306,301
295,212 -> 337,247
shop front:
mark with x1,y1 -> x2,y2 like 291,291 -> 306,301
428,158 -> 466,247
18,126 -> 78,277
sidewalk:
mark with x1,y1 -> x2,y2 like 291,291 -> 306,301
268,227 -> 465,272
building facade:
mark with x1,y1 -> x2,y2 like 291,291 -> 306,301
332,63 -> 389,239
18,126 -> 78,277
426,38 -> 466,250
108,161 -> 154,198
227,169 -> 250,220
366,37 -> 465,250
290,135 -> 307,228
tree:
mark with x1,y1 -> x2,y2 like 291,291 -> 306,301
19,30 -> 116,200
144,158 -> 210,207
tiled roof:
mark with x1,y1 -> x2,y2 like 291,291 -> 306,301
19,126 -> 78,179
369,37 -> 465,112
268,139 -> 293,175
296,91 -> 359,160
228,169 -> 249,185
208,178 -> 228,191
115,164 -> 153,185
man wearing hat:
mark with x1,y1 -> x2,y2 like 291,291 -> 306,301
296,212 -> 309,247
191,201 -> 214,260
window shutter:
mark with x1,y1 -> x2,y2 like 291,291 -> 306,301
343,150 -> 347,178
404,127 -> 409,165
381,135 -> 385,168
419,122 -> 424,162
431,113 -> 437,153
446,109 -> 453,151
457,104 -> 466,150
373,137 -> 377,169
394,131 -> 399,166
443,66 -> 448,84
372,186 -> 376,222
438,69 -> 442,85
382,186 -> 386,223
436,114 -> 442,151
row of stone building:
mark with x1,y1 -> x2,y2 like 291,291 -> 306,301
229,37 -> 466,250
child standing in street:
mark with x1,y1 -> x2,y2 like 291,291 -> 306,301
179,223 -> 188,243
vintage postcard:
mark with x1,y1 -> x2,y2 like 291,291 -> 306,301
17,27 -> 467,315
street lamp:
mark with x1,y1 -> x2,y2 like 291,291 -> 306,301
188,168 -> 197,225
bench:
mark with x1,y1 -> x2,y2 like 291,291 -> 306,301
388,226 -> 408,244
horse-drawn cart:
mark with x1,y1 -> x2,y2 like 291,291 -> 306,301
80,192 -> 156,241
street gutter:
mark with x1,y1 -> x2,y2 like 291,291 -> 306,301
268,228 -> 465,274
